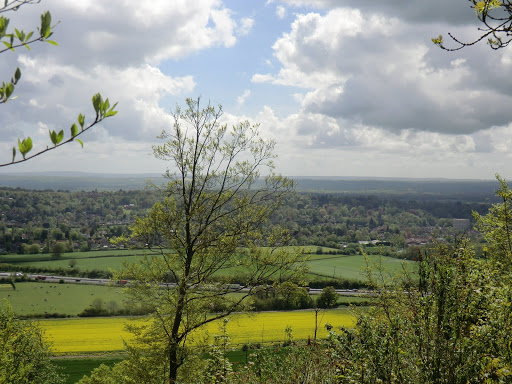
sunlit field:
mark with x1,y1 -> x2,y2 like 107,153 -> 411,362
2,247 -> 415,284
0,282 -> 125,316
41,309 -> 356,354
306,254 -> 415,281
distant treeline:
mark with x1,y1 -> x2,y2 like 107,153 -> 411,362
0,180 -> 496,254
0,173 -> 504,199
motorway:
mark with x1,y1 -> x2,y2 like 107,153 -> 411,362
0,272 -> 369,297
0,272 -> 111,285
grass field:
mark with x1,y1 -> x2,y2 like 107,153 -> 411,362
0,280 -> 370,317
53,357 -> 124,384
0,282 -> 125,316
41,309 -> 356,354
2,248 -> 415,285
1,249 -> 148,271
306,254 -> 414,281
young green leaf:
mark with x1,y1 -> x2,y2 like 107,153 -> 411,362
49,130 -> 57,145
14,28 -> 23,41
78,113 -> 85,129
92,93 -> 102,117
75,139 -> 84,148
5,83 -> 14,98
40,11 -> 52,39
24,137 -> 33,153
17,137 -> 32,158
56,130 -> 64,144
45,40 -> 58,46
70,123 -> 78,137
14,67 -> 21,82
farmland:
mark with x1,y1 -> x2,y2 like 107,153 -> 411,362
0,282 -> 125,316
41,308 -> 356,354
0,279 -> 372,319
306,253 -> 414,281
1,248 -> 414,284
0,249 -> 148,271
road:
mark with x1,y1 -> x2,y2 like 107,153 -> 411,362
0,272 -> 111,285
0,272 -> 371,297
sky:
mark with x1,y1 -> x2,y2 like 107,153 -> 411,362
1,0 -> 512,180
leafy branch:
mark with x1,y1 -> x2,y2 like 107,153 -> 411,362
1,93 -> 118,167
0,1 -> 41,14
1,4 -> 118,167
0,10 -> 59,104
433,0 -> 512,51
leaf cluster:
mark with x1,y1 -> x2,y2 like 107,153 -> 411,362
0,300 -> 66,384
6,92 -> 117,166
327,242 -> 512,383
434,0 -> 512,50
0,3 -> 118,167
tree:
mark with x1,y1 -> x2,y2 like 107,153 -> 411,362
28,243 -> 40,254
313,286 -> 338,341
0,1 -> 117,167
316,286 -> 338,309
474,174 -> 512,269
433,0 -> 512,50
51,241 -> 66,259
114,98 -> 304,383
0,300 -> 66,384
327,241 -> 512,383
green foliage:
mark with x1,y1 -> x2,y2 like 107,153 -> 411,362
231,343 -> 338,383
52,242 -> 67,259
76,362 -> 129,384
0,300 -> 66,384
0,9 -> 58,104
326,242 -> 512,383
475,0 -> 502,15
474,174 -> 512,269
316,286 -> 338,308
252,282 -> 313,311
0,3 -> 117,167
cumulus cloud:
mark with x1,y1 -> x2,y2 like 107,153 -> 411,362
5,55 -> 194,145
0,0 -> 244,159
253,7 -> 512,145
10,0 -> 244,67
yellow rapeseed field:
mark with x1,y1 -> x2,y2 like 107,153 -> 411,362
40,309 -> 356,354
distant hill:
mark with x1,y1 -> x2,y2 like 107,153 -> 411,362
0,172 -> 501,200
0,172 -> 166,191
292,176 -> 500,200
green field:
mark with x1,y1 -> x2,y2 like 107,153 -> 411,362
0,280 -> 370,317
53,357 -> 124,384
306,254 -> 414,281
0,249 -> 149,271
0,282 -> 125,316
1,247 -> 415,289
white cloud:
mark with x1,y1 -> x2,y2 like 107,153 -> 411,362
0,0 -> 235,154
276,6 -> 287,19
237,89 -> 251,105
253,7 -> 512,141
237,17 -> 255,36
4,55 -> 195,146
